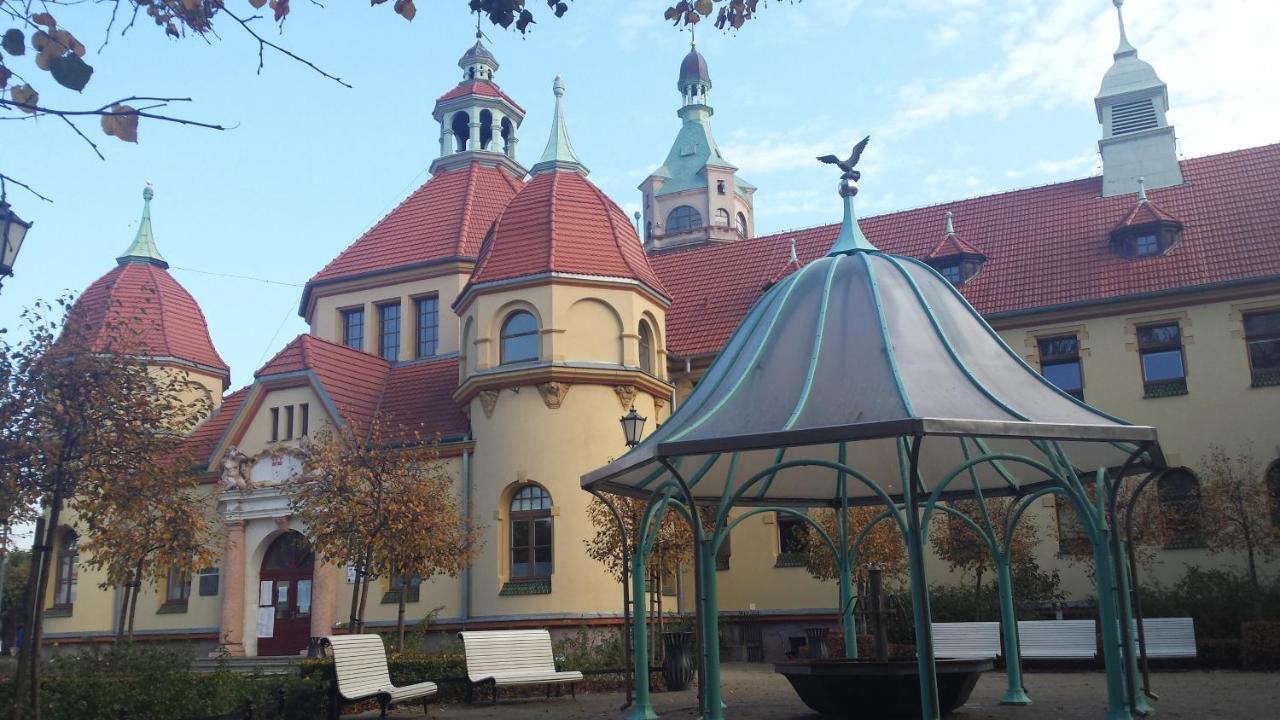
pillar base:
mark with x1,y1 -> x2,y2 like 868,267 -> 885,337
999,686 -> 1032,706
210,643 -> 245,658
1134,695 -> 1155,715
626,702 -> 659,720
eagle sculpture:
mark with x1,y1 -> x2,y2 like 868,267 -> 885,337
817,136 -> 871,181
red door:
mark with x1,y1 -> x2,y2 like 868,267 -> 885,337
257,531 -> 314,657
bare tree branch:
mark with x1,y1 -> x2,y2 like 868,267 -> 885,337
57,113 -> 105,160
0,95 -> 228,131
222,8 -> 352,89
0,174 -> 54,203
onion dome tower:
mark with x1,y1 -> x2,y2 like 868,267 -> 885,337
66,185 -> 230,404
454,77 -> 671,612
640,38 -> 756,251
1096,0 -> 1182,196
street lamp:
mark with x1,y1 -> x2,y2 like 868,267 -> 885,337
0,193 -> 33,290
620,406 -> 646,447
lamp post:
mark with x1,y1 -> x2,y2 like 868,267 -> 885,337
620,406 -> 646,447
0,190 -> 33,294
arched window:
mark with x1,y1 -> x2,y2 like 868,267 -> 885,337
510,485 -> 553,579
1267,461 -> 1280,528
714,208 -> 731,226
501,117 -> 514,154
736,212 -> 748,236
638,321 -> 654,374
479,109 -> 494,150
1158,469 -> 1205,549
54,530 -> 78,607
665,206 -> 701,233
451,111 -> 470,152
500,311 -> 539,364
165,565 -> 191,605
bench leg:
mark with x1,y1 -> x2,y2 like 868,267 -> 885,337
489,678 -> 498,705
571,682 -> 576,700
378,695 -> 389,720
421,697 -> 430,718
328,679 -> 341,720
464,681 -> 474,704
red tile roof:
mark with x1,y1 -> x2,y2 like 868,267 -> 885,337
377,358 -> 469,444
257,334 -> 391,435
307,161 -> 524,285
926,229 -> 986,260
65,262 -> 229,381
468,169 -> 669,298
182,385 -> 250,469
653,144 -> 1280,358
1112,197 -> 1182,232
435,81 -> 524,114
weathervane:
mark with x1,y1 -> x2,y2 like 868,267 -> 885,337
818,135 -> 870,198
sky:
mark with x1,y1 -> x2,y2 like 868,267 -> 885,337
2,0 -> 1278,390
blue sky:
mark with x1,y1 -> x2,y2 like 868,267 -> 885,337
3,0 -> 1277,388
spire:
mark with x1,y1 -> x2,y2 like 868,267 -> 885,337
117,184 -> 168,268
826,177 -> 876,255
944,210 -> 956,236
1112,0 -> 1137,58
788,237 -> 799,265
1136,176 -> 1148,203
531,75 -> 588,176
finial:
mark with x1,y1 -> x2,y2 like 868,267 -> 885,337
633,211 -> 642,236
531,75 -> 588,175
117,182 -> 168,268
1113,0 -> 1136,57
1137,176 -> 1148,203
476,10 -> 483,40
788,237 -> 798,265
818,137 -> 877,255
944,210 -> 955,236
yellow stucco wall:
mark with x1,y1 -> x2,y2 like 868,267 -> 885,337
308,269 -> 469,360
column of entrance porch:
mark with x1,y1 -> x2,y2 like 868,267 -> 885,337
310,558 -> 339,646
212,519 -> 246,656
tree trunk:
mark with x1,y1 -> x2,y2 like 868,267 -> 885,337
974,566 -> 984,621
1246,541 -> 1263,620
348,560 -> 362,630
12,517 -> 45,720
27,490 -> 65,720
115,572 -> 134,644
126,560 -> 145,642
396,584 -> 407,653
356,574 -> 371,634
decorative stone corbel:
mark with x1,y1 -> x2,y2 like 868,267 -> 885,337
537,382 -> 569,409
653,397 -> 666,413
613,384 -> 637,410
479,389 -> 500,418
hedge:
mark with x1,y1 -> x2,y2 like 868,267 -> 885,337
1240,622 -> 1280,670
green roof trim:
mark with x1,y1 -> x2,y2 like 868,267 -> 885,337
826,188 -> 877,255
531,75 -> 588,176
117,184 -> 169,268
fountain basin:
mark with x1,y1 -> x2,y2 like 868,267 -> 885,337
773,658 -> 993,718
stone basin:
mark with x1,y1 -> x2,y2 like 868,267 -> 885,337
773,658 -> 993,718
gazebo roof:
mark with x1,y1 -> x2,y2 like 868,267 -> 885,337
584,176 -> 1163,507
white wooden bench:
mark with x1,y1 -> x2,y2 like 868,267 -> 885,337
1135,617 -> 1197,659
323,634 -> 437,719
458,629 -> 583,704
1017,620 -> 1097,660
932,621 -> 1002,660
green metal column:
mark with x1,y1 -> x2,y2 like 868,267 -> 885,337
699,539 -> 725,720
838,556 -> 857,658
1115,540 -> 1154,715
629,548 -> 658,720
1092,530 -> 1132,720
994,557 -> 1030,705
903,453 -> 941,720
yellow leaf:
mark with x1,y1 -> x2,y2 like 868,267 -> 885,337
11,83 -> 37,112
101,104 -> 138,143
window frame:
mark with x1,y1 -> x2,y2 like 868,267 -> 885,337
377,301 -> 401,361
299,403 -> 309,437
198,567 -> 220,597
736,212 -> 748,236
53,530 -> 78,608
638,321 -> 654,375
285,405 -> 295,440
1243,309 -> 1280,387
714,208 -> 731,226
500,311 -> 540,365
165,565 -> 192,605
1037,335 -> 1085,400
776,513 -> 807,555
509,484 -> 553,581
414,295 -> 440,359
1136,321 -> 1187,396
341,307 -> 365,351
269,407 -> 280,442
665,205 -> 702,234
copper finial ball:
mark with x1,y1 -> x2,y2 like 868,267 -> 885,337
839,177 -> 859,198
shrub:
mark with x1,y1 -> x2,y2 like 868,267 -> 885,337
1197,639 -> 1242,669
1137,567 -> 1280,641
1240,622 -> 1280,670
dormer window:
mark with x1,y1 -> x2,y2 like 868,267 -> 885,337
1135,233 -> 1159,256
1110,181 -> 1184,259
939,264 -> 962,284
925,211 -> 986,286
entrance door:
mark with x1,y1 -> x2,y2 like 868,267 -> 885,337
257,531 -> 314,656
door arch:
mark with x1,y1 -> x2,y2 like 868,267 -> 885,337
257,531 -> 314,656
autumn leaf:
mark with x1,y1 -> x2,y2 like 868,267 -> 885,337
101,104 -> 139,142
50,54 -> 93,92
394,0 -> 416,21
249,0 -> 267,6
10,83 -> 37,112
0,66 -> 10,90
2,28 -> 24,56
30,12 -> 56,30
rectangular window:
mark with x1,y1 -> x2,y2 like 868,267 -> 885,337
270,407 -> 279,442
1137,322 -> 1187,396
342,308 -> 364,350
166,566 -> 191,604
285,405 -> 294,440
940,264 -> 962,284
1244,309 -> 1280,387
198,567 -> 219,597
378,301 -> 401,361
415,296 -> 439,359
777,513 -> 807,554
1038,335 -> 1084,400
299,403 -> 309,437
1135,234 -> 1159,256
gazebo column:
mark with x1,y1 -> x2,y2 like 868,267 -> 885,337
1114,539 -> 1154,715
904,443 -> 941,720
994,557 -> 1030,705
698,538 -> 725,719
1092,526 -> 1132,720
629,547 -> 658,720
836,481 -> 857,658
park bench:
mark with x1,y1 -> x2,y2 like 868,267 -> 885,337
932,621 -> 1002,660
1135,617 -> 1197,659
323,634 -> 437,719
1017,619 -> 1097,660
458,629 -> 584,704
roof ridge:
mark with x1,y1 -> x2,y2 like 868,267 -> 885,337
546,171 -> 560,274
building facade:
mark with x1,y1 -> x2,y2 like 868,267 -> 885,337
42,4 -> 1280,659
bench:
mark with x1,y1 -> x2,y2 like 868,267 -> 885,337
458,629 -> 583,704
1017,620 -> 1097,660
323,634 -> 436,719
932,622 -> 1002,660
1135,617 -> 1196,659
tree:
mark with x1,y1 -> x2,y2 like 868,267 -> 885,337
797,507 -> 907,584
4,292 -> 208,719
0,0 -> 769,166
1199,444 -> 1278,616
929,498 -> 1040,621
292,419 -> 481,651
1,549 -> 30,655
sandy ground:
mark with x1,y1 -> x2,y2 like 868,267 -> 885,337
360,663 -> 1279,719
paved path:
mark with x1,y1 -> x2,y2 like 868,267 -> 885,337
363,663 -> 1278,719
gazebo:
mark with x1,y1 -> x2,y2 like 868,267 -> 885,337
582,154 -> 1166,720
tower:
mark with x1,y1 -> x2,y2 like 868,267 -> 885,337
431,37 -> 527,177
640,39 -> 756,251
1095,0 -> 1182,197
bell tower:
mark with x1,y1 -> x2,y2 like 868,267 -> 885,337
431,36 -> 527,177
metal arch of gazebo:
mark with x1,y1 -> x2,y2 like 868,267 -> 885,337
582,173 -> 1167,720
